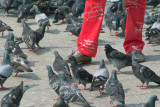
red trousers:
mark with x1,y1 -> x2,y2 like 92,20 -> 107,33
77,0 -> 146,57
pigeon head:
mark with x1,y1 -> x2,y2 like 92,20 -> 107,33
104,44 -> 113,51
147,95 -> 159,106
7,33 -> 14,41
46,65 -> 55,78
68,56 -> 78,65
111,69 -> 117,80
54,51 -> 60,57
99,59 -> 105,68
40,19 -> 51,27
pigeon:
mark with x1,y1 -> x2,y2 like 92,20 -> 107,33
65,14 -> 80,24
104,44 -> 132,74
69,56 -> 93,90
0,20 -> 13,37
9,54 -> 33,77
144,95 -> 159,107
0,50 -> 13,90
104,7 -> 117,36
30,5 -> 51,31
33,19 -> 48,49
1,81 -> 29,107
90,59 -> 109,94
53,51 -> 71,77
17,1 -> 36,23
65,14 -> 82,36
66,21 -> 82,37
53,5 -> 70,23
145,17 -> 160,39
105,69 -> 125,107
132,56 -> 160,89
21,19 -> 36,51
147,0 -> 160,11
46,65 -> 61,100
0,0 -> 14,17
114,1 -> 126,36
4,33 -> 27,59
144,11 -> 157,25
53,97 -> 69,107
71,0 -> 85,18
148,34 -> 160,45
59,72 -> 91,107
21,19 -> 47,50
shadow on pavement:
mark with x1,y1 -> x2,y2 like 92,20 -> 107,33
14,73 -> 41,80
146,55 -> 160,62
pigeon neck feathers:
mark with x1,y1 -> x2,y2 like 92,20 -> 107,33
2,51 -> 10,64
60,74 -> 67,84
111,70 -> 117,80
99,59 -> 105,68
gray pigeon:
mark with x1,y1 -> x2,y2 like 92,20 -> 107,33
9,54 -> 33,77
144,11 -> 157,25
30,5 -> 51,31
144,95 -> 159,107
90,59 -> 109,94
132,56 -> 160,89
104,7 -> 117,36
0,50 -> 13,90
71,0 -> 85,18
46,65 -> 60,100
65,14 -> 80,24
69,56 -> 93,90
59,72 -> 91,107
4,33 -> 27,59
104,44 -> 132,74
1,81 -> 29,107
21,19 -> 47,50
21,19 -> 36,51
66,14 -> 82,37
53,6 -> 70,23
5,33 -> 32,77
0,20 -> 13,37
105,69 -> 125,107
53,51 -> 71,77
0,0 -> 14,16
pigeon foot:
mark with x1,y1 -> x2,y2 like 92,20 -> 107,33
136,83 -> 144,87
141,85 -> 148,89
110,100 -> 113,104
0,86 -> 9,90
53,97 -> 59,100
12,73 -> 18,77
73,83 -> 79,86
80,87 -> 86,90
116,69 -> 120,75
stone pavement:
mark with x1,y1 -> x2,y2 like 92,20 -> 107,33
0,2 -> 160,107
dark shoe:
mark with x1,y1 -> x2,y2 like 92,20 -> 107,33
66,51 -> 92,64
127,50 -> 145,63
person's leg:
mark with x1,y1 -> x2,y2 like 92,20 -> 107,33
123,0 -> 146,53
123,0 -> 146,62
76,0 -> 106,57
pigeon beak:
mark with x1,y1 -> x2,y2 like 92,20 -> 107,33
157,98 -> 159,101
